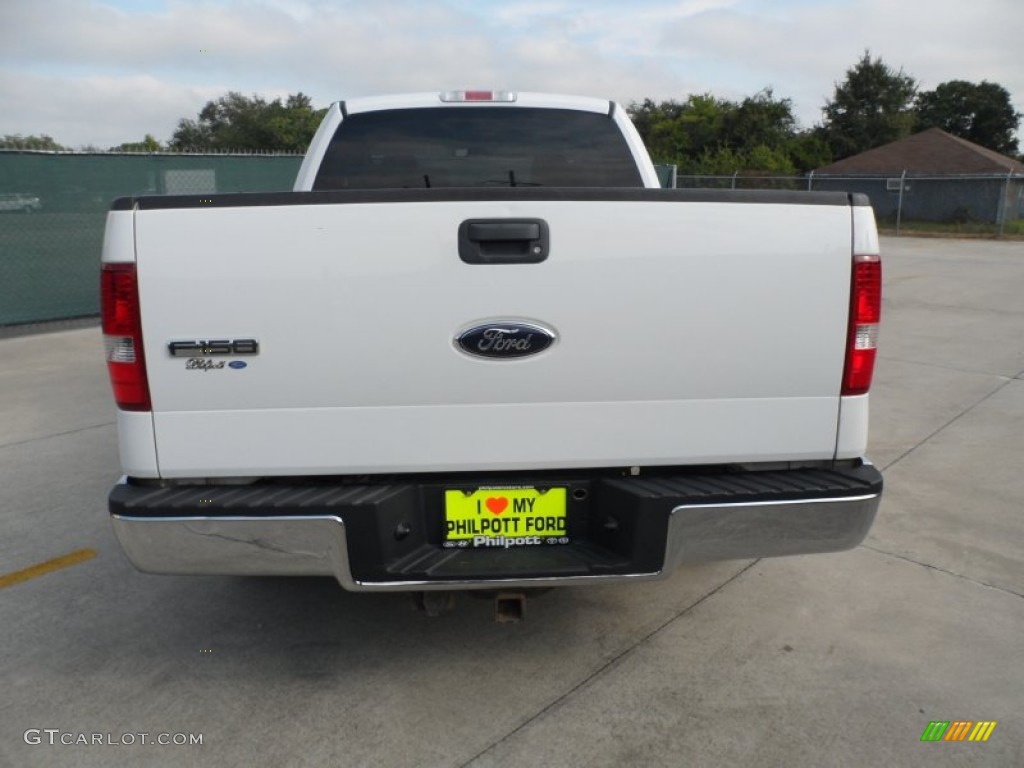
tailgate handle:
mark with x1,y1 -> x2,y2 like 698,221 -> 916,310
459,218 -> 549,264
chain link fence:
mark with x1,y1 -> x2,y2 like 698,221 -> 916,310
4,154 -> 1022,327
0,151 -> 302,326
673,172 -> 1024,237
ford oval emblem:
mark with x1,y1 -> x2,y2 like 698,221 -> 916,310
456,322 -> 556,359
228,361 -> 248,370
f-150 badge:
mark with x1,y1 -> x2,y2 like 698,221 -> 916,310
168,339 -> 259,357
455,323 -> 555,359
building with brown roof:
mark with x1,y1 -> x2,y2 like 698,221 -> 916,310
812,129 -> 1024,225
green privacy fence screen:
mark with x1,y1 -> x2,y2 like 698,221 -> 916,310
0,151 -> 302,325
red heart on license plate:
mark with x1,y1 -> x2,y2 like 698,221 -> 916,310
486,497 -> 508,515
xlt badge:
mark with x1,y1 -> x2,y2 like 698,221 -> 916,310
167,339 -> 259,357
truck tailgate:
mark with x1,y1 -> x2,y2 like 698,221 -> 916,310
132,190 -> 855,477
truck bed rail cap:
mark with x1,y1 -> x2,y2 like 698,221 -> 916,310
114,187 -> 859,211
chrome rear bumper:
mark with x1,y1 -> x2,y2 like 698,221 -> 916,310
110,465 -> 881,591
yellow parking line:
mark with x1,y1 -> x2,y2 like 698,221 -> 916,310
0,548 -> 97,589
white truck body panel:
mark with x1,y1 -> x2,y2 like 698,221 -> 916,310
127,197 -> 854,477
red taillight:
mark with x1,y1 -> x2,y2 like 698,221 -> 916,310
101,262 -> 151,411
842,253 -> 881,396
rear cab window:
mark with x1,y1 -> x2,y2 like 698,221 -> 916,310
313,107 -> 643,190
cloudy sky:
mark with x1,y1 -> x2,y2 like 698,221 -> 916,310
1,0 -> 1021,148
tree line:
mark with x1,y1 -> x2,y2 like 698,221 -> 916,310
0,92 -> 325,154
2,52 -> 1020,174
630,52 -> 1020,174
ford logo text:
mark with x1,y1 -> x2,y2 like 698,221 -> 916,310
455,323 -> 556,359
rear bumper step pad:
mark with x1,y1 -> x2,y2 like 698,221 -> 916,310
109,464 -> 882,591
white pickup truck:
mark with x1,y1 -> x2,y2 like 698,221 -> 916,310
102,91 -> 882,602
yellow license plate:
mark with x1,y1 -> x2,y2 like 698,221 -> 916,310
443,487 -> 568,548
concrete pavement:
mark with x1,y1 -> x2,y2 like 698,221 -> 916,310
1,236 -> 1021,767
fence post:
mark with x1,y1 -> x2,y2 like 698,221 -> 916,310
997,169 -> 1012,238
807,170 -> 814,191
731,171 -> 738,190
896,170 -> 907,236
